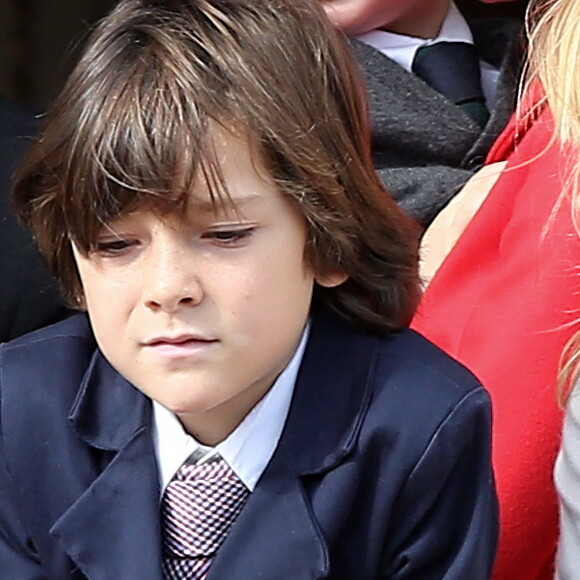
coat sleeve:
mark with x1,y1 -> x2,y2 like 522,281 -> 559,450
554,389 -> 580,580
382,387 -> 498,579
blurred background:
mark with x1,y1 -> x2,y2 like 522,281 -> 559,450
1,0 -> 527,111
0,0 -> 117,110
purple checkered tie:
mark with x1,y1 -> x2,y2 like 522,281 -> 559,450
161,456 -> 250,580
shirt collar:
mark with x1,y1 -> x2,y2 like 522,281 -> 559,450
152,323 -> 310,492
355,2 -> 473,72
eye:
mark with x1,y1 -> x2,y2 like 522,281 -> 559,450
202,227 -> 256,246
93,237 -> 139,256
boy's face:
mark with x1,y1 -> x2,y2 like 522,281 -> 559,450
72,128 -> 344,445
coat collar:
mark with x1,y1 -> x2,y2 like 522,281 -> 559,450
51,339 -> 163,580
277,310 -> 379,475
68,346 -> 151,451
49,423 -> 164,580
52,311 -> 380,580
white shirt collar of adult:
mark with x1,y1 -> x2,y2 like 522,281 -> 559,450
355,2 -> 473,73
152,322 -> 310,492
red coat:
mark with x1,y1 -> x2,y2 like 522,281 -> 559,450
412,94 -> 580,579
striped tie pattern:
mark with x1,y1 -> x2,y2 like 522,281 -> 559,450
161,456 -> 250,580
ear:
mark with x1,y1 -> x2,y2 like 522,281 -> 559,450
315,270 -> 348,288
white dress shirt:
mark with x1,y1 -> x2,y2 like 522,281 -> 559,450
355,2 -> 499,107
152,324 -> 310,493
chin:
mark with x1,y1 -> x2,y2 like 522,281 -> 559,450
159,391 -> 216,416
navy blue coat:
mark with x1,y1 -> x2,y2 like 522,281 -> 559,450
0,312 -> 497,579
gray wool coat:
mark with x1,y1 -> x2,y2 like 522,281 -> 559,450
349,18 -> 524,226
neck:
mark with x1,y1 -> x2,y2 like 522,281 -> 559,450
383,0 -> 450,39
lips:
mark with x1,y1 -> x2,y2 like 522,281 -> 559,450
142,334 -> 218,359
143,333 -> 217,346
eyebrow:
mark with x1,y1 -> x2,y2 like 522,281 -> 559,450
188,193 -> 266,213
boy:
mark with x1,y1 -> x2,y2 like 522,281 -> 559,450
321,0 -> 523,225
1,0 -> 497,578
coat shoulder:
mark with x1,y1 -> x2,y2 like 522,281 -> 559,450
364,328 -> 490,445
376,328 -> 485,400
0,314 -> 96,407
2,312 -> 93,350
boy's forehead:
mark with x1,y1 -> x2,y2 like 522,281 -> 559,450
153,126 -> 276,217
193,125 -> 275,197
207,122 -> 260,163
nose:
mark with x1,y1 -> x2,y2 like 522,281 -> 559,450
143,232 -> 203,313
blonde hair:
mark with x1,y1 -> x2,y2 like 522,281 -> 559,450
525,0 -> 580,397
527,0 -> 580,148
526,0 -> 580,214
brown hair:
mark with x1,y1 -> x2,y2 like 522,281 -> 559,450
13,0 -> 420,333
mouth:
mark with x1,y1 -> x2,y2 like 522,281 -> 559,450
147,336 -> 216,345
142,335 -> 219,358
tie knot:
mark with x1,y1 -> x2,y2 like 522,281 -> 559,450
413,42 -> 481,105
162,457 -> 249,558
176,457 -> 235,482
412,42 -> 489,127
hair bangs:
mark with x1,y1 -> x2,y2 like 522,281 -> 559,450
58,16 -> 240,253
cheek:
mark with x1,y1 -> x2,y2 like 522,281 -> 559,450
83,280 -> 131,321
255,251 -> 313,301
79,262 -> 138,304
224,253 -> 313,330
78,270 -> 136,343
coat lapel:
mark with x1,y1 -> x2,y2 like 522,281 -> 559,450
466,19 -> 524,166
49,351 -> 164,580
207,453 -> 329,579
208,312 -> 380,579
